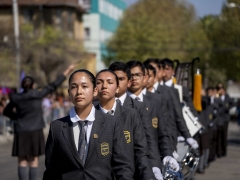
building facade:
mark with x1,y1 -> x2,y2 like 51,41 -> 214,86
83,0 -> 126,72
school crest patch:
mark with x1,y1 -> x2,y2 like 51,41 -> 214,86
124,131 -> 131,143
101,142 -> 109,156
152,117 -> 158,128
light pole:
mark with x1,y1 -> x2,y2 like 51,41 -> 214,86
12,0 -> 21,92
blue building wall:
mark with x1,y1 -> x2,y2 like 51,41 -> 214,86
89,0 -> 126,61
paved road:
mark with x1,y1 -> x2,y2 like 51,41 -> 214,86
0,122 -> 239,180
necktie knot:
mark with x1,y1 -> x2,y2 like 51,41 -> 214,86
135,97 -> 141,101
78,120 -> 88,127
116,98 -> 121,104
107,110 -> 114,115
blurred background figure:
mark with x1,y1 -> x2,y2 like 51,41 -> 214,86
3,64 -> 75,180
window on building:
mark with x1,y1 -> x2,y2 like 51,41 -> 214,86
84,27 -> 91,40
55,10 -> 62,25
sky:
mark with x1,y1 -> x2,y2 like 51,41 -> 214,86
124,0 -> 226,17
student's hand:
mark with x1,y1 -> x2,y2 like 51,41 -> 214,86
163,156 -> 180,171
63,64 -> 76,76
186,137 -> 199,149
152,167 -> 163,180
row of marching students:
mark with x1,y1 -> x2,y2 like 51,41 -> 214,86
43,59 -> 200,180
197,84 -> 235,174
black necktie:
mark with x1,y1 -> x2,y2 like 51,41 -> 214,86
116,98 -> 121,105
107,110 -> 114,115
135,97 -> 141,101
78,120 -> 88,165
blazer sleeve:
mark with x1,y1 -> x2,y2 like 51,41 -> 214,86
3,98 -> 18,120
170,89 -> 191,139
43,123 -> 60,180
140,103 -> 162,168
35,74 -> 66,99
112,118 -> 134,180
157,97 -> 172,158
132,110 -> 155,179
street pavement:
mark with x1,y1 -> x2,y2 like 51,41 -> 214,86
0,122 -> 239,180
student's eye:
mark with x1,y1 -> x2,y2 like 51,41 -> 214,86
96,81 -> 101,84
71,85 -> 77,89
83,85 -> 88,88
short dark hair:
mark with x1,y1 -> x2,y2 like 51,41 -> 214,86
162,58 -> 174,69
144,64 -> 156,77
21,76 -> 34,91
126,60 -> 145,76
206,86 -> 214,92
144,58 -> 160,69
69,69 -> 96,88
96,69 -> 119,87
109,62 -> 131,80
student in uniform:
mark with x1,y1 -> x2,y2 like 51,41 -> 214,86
125,60 -> 179,172
43,69 -> 134,180
108,62 -> 167,176
3,64 -> 75,180
143,59 -> 198,156
95,69 -> 156,180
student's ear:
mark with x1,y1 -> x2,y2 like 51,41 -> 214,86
116,86 -> 120,93
127,80 -> 132,88
93,87 -> 98,97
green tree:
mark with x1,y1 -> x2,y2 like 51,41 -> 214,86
107,0 -> 210,64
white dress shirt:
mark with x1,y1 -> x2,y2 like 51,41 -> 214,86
69,105 -> 95,155
142,88 -> 147,95
99,101 -> 117,115
127,91 -> 144,102
153,82 -> 159,91
164,79 -> 173,87
115,93 -> 127,105
221,95 -> 225,102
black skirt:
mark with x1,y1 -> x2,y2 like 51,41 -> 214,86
12,129 -> 45,157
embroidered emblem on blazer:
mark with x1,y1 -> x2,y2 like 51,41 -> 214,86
152,117 -> 158,128
101,142 -> 109,156
209,114 -> 213,120
226,103 -> 229,108
146,107 -> 148,111
124,131 -> 131,143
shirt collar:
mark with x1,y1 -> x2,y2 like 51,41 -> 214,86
151,88 -> 155,93
116,92 -> 127,105
160,81 -> 164,85
99,100 -> 117,115
142,88 -> 147,95
127,91 -> 144,102
165,79 -> 173,87
153,82 -> 159,90
69,105 -> 95,123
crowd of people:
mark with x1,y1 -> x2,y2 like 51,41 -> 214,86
0,59 -> 236,180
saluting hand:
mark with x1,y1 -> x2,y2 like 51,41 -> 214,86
63,64 -> 77,76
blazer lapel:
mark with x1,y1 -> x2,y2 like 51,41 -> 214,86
123,95 -> 134,108
85,110 -> 104,165
62,117 -> 83,167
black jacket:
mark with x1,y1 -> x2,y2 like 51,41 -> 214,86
96,103 -> 155,180
3,74 -> 66,133
43,110 -> 134,180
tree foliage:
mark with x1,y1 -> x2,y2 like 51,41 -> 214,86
107,0 -> 210,64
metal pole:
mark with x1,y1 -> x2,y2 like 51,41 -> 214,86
12,0 -> 21,92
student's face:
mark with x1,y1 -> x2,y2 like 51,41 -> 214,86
96,72 -> 119,101
68,72 -> 97,108
147,70 -> 155,89
128,66 -> 144,92
113,70 -> 130,97
163,65 -> 174,82
142,69 -> 149,88
207,89 -> 213,97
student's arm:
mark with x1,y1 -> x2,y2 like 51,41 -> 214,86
112,118 -> 134,180
43,123 -> 60,180
3,98 -> 17,120
132,110 -> 155,179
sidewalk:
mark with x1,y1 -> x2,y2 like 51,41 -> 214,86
195,121 -> 240,179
